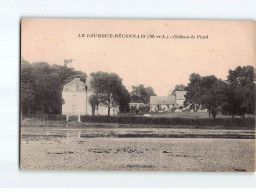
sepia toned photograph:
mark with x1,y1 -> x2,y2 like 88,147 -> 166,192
20,19 -> 255,171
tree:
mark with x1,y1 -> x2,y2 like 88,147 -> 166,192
185,74 -> 227,119
200,76 -> 226,119
21,58 -> 35,115
90,71 -> 130,116
89,94 -> 99,116
227,66 -> 255,116
20,58 -> 87,115
64,59 -> 73,67
220,83 -> 243,118
172,84 -> 187,94
184,73 -> 202,110
115,84 -> 130,113
130,84 -> 156,103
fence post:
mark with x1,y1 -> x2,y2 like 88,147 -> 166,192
78,114 -> 81,122
66,114 -> 69,122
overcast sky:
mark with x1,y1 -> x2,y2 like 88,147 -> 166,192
21,19 -> 256,96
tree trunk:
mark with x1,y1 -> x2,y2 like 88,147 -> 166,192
92,105 -> 95,116
28,107 -> 31,115
212,112 -> 216,120
108,106 -> 110,116
212,109 -> 216,120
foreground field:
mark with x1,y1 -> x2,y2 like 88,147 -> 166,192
20,127 -> 255,171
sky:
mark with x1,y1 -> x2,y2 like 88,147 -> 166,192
21,19 -> 256,96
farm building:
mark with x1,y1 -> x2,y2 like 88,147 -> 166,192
150,91 -> 187,112
173,91 -> 187,107
62,77 -> 118,116
150,96 -> 175,112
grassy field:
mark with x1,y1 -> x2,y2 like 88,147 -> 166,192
20,127 -> 255,171
148,112 -> 221,119
124,112 -> 254,119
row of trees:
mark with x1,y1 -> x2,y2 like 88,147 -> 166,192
21,59 -> 131,116
184,66 -> 255,119
21,57 -> 255,118
21,58 -> 156,116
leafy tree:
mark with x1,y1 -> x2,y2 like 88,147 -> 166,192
185,74 -> 227,119
184,73 -> 202,110
220,83 -> 243,118
172,84 -> 187,94
90,71 -> 130,116
130,84 -> 156,103
185,66 -> 255,119
89,94 -> 99,116
21,58 -> 35,115
115,84 -> 130,113
64,59 -> 73,67
200,76 -> 226,119
20,58 -> 87,115
227,66 -> 255,116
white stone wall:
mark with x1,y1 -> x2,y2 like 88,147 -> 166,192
62,91 -> 87,115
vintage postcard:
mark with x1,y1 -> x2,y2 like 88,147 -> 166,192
20,19 -> 256,171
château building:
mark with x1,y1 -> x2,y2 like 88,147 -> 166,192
62,77 -> 118,116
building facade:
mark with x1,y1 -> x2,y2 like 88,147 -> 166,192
150,96 -> 175,112
149,91 -> 187,112
173,91 -> 187,107
62,77 -> 118,116
62,78 -> 89,115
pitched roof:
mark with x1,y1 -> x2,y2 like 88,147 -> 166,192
63,78 -> 86,92
174,91 -> 187,100
168,90 -> 173,96
65,78 -> 85,86
150,96 -> 175,105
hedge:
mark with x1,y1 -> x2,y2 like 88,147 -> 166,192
22,114 -> 255,129
80,115 -> 255,129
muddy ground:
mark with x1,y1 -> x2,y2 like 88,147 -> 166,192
20,127 -> 255,171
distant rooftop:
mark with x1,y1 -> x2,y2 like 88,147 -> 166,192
150,96 -> 175,105
168,90 -> 173,96
174,91 -> 187,100
65,78 -> 85,86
